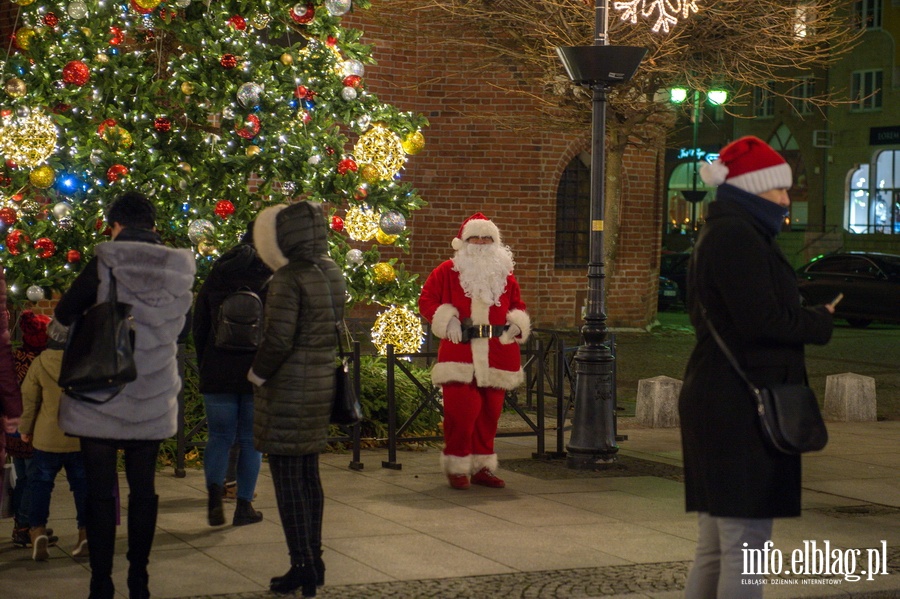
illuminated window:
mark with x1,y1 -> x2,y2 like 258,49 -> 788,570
794,4 -> 816,38
851,70 -> 883,111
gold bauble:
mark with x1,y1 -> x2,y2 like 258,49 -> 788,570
180,81 -> 195,95
354,124 -> 406,181
13,0 -> 35,6
95,52 -> 109,64
358,164 -> 380,184
133,0 -> 162,9
344,205 -> 379,241
251,13 -> 271,29
246,145 -> 261,157
29,165 -> 55,188
197,240 -> 217,256
375,229 -> 398,245
0,111 -> 58,168
401,131 -> 425,155
15,28 -> 37,52
371,306 -> 423,355
103,125 -> 133,150
179,161 -> 192,172
372,262 -> 396,285
280,53 -> 294,66
5,78 -> 27,98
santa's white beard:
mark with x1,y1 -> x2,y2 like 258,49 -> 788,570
452,243 -> 515,306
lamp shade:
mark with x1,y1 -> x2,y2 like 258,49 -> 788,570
556,46 -> 647,86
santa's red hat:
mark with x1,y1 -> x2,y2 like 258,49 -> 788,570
19,310 -> 50,350
451,212 -> 501,250
700,136 -> 792,195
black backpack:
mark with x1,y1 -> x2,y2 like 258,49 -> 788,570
214,288 -> 263,351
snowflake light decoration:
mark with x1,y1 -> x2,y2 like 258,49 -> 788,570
614,0 -> 700,34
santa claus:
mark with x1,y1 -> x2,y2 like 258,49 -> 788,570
419,213 -> 531,490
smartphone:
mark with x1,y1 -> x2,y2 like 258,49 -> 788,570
830,292 -> 844,307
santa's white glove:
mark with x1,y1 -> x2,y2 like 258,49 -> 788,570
446,317 -> 462,343
506,324 -> 522,338
247,369 -> 266,387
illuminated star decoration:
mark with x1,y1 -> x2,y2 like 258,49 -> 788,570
613,0 -> 700,34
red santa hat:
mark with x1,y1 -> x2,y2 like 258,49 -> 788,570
19,310 -> 50,350
700,136 -> 792,195
451,212 -> 501,250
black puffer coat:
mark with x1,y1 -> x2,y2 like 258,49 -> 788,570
192,242 -> 272,394
679,184 -> 833,519
250,202 -> 346,456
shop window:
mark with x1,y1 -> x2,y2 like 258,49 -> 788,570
847,165 -> 870,234
555,153 -> 590,268
846,154 -> 900,234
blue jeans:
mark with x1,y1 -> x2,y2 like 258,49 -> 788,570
203,393 -> 261,501
12,456 -> 32,525
29,449 -> 87,529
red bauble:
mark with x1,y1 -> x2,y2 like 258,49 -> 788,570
109,26 -> 124,46
154,117 -> 171,133
300,111 -> 312,124
220,54 -> 238,69
5,160 -> 16,169
33,237 -> 55,259
235,114 -> 260,139
325,147 -> 335,156
290,3 -> 315,24
52,103 -> 71,114
330,215 -> 344,232
294,85 -> 308,99
97,118 -> 117,136
10,194 -> 23,203
67,249 -> 81,263
43,13 -> 59,27
336,158 -> 358,175
62,61 -> 90,86
214,200 -> 235,219
0,177 -> 11,187
326,36 -> 338,47
107,164 -> 129,182
354,186 -> 368,200
0,207 -> 18,225
6,230 -> 30,255
228,15 -> 247,30
95,218 -> 112,236
342,75 -> 362,89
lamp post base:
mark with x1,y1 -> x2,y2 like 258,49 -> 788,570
566,343 -> 618,469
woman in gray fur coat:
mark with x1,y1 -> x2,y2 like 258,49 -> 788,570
55,192 -> 195,599
248,201 -> 346,597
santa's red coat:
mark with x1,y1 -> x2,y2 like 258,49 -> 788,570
419,259 -> 531,390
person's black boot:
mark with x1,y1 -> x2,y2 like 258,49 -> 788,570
314,548 -> 325,587
269,560 -> 317,596
86,497 -> 118,599
126,494 -> 158,599
232,498 -> 263,526
207,484 -> 225,526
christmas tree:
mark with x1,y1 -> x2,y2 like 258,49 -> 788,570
0,0 -> 427,348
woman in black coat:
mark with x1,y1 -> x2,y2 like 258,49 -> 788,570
678,137 -> 836,598
193,224 -> 271,527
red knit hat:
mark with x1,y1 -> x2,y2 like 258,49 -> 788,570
700,136 -> 792,195
451,212 -> 501,250
19,310 -> 50,349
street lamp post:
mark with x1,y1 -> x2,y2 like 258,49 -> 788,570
556,3 -> 645,468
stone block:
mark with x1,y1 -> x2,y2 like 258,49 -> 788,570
824,373 -> 877,422
635,375 -> 682,428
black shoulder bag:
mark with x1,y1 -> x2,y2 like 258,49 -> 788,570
700,306 -> 828,455
58,268 -> 137,403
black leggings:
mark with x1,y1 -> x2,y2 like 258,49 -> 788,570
269,453 -> 323,564
80,438 -> 161,503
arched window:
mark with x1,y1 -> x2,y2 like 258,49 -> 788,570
847,164 -> 870,233
666,162 -> 714,234
555,153 -> 591,268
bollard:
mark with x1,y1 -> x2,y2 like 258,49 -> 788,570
635,375 -> 682,428
824,373 -> 877,422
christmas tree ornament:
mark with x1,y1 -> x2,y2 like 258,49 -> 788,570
25,285 -> 44,302
227,15 -> 247,30
336,158 -> 357,174
280,53 -> 294,66
187,219 -> 214,244
129,0 -> 155,14
174,0 -> 191,7
67,0 -> 88,18
344,204 -> 378,241
354,125 -> 405,180
371,305 -> 422,354
62,61 -> 90,86
43,13 -> 59,27
109,26 -> 124,45
106,164 -> 128,182
330,215 -> 344,231
5,78 -> 27,98
401,130 -> 426,155
0,207 -> 18,225
180,81 -> 195,95
236,82 -> 263,107
214,199 -> 235,218
358,163 -> 380,184
95,53 -> 109,64
222,106 -> 235,120
246,145 -> 261,157
375,229 -> 397,245
179,162 -> 192,172
154,117 -> 171,132
29,165 -> 55,188
33,237 -> 55,258
52,201 -> 72,218
6,230 -> 30,255
251,13 -> 271,29
353,186 -> 368,200
220,54 -> 238,69
14,27 -> 37,51
0,111 -> 58,167
67,249 -> 81,262
198,240 -> 217,256
290,3 -> 315,24
325,0 -> 353,16
13,0 -> 35,5
102,125 -> 133,150
15,106 -> 30,119
235,114 -> 261,139
340,86 -> 357,101
281,181 -> 297,195
342,75 -> 362,88
341,59 -> 365,77
58,217 -> 73,230
345,248 -> 364,265
379,210 -> 406,235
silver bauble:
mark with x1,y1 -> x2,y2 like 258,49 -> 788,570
325,0 -> 352,16
26,285 -> 44,302
236,82 -> 263,107
53,201 -> 72,218
341,59 -> 365,77
346,249 -> 364,265
187,219 -> 215,244
67,1 -> 88,19
340,86 -> 358,101
379,211 -> 406,235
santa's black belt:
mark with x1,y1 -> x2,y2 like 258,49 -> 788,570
462,323 -> 508,342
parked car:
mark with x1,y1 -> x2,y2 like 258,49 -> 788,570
796,251 -> 900,328
660,251 -> 690,302
658,276 -> 679,311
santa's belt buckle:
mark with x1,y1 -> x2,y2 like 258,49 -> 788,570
472,325 -> 492,338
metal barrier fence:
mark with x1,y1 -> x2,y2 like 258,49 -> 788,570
172,330 -> 615,476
